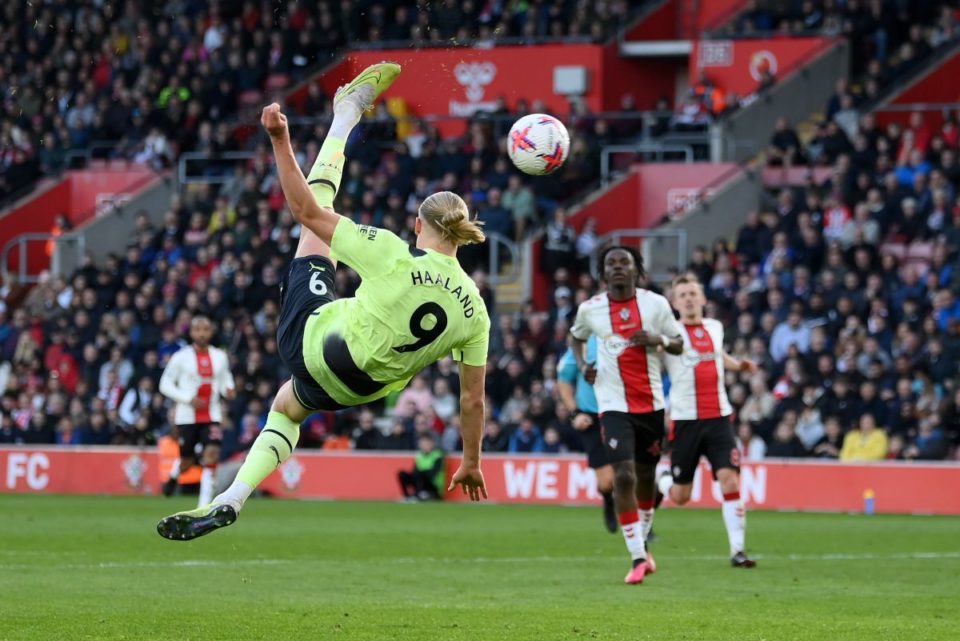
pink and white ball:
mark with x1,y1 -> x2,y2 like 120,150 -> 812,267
506,114 -> 571,176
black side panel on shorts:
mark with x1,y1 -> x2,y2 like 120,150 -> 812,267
323,333 -> 385,397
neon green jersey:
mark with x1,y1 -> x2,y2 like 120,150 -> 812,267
302,217 -> 490,406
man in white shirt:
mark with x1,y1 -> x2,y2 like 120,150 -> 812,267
569,247 -> 684,585
159,316 -> 235,507
658,275 -> 758,568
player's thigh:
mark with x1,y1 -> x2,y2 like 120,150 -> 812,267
599,412 -> 637,465
631,410 -> 666,466
296,228 -> 335,262
276,257 -> 336,391
701,417 -> 740,480
668,419 -> 704,484
177,425 -> 202,461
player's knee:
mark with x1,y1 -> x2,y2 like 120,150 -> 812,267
716,468 -> 740,494
201,447 -> 220,465
671,484 -> 693,505
613,464 -> 636,490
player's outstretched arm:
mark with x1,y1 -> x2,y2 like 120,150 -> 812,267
261,103 -> 341,245
449,362 -> 487,501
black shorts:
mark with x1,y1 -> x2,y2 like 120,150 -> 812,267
277,256 -> 348,412
600,410 -> 665,465
578,412 -> 610,469
177,423 -> 223,457
668,416 -> 739,484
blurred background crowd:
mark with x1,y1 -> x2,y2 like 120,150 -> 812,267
2,0 -> 959,465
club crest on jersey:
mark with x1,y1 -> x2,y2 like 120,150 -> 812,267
619,308 -> 631,321
608,438 -> 619,449
694,328 -> 704,339
602,334 -> 630,357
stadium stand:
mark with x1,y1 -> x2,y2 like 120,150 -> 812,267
1,0 -> 958,465
0,0 -> 651,206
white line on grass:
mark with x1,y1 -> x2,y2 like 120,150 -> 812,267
1,551 -> 959,571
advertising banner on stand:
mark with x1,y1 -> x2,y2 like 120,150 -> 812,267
3,447 -> 958,515
691,37 -> 835,97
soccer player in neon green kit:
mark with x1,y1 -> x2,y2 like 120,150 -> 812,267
158,63 -> 490,540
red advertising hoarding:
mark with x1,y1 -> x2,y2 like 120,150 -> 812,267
690,37 -> 835,97
2,447 -> 958,515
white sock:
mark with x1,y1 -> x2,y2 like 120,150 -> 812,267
213,479 -> 254,513
620,511 -> 647,561
639,508 -> 655,541
722,492 -> 746,556
657,474 -> 674,498
199,466 -> 216,507
328,109 -> 360,140
168,458 -> 180,480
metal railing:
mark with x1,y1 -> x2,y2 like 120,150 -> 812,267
484,232 -> 521,286
588,229 -> 689,284
1,233 -> 86,285
601,143 -> 697,184
178,151 -> 257,185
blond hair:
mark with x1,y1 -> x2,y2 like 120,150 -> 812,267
419,191 -> 486,246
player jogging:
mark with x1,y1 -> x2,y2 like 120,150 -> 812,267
569,247 -> 683,584
158,316 -> 235,508
557,335 -> 617,533
158,63 -> 489,541
658,274 -> 758,568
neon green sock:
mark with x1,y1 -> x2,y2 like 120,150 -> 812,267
236,411 -> 301,489
306,136 -> 346,208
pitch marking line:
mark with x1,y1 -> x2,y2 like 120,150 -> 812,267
1,551 -> 959,570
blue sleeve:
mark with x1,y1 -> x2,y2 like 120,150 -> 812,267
557,349 -> 578,384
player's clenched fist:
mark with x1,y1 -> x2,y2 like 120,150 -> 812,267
261,103 -> 288,139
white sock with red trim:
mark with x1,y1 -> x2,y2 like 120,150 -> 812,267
619,509 -> 646,562
722,491 -> 746,555
199,465 -> 217,508
638,498 -> 656,542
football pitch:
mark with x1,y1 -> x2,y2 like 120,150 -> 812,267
1,495 -> 957,641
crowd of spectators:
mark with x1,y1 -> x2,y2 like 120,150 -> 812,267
4,1 -> 960,464
0,82 -> 635,460
0,0 -> 648,207
726,0 -> 958,102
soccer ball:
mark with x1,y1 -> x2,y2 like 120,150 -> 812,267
506,113 -> 570,176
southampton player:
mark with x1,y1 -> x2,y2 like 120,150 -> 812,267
569,247 -> 683,584
158,63 -> 490,541
557,335 -> 617,533
658,274 -> 758,568
158,316 -> 235,507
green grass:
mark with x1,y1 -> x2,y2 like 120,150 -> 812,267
0,496 -> 958,640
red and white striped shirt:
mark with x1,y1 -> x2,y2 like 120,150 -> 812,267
570,289 -> 682,414
159,345 -> 234,425
664,319 -> 732,420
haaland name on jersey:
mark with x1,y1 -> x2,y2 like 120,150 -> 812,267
410,270 -> 477,318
